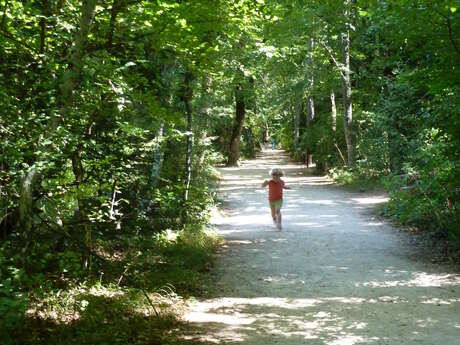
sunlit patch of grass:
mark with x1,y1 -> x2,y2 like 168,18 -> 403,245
131,228 -> 222,295
17,281 -> 186,345
25,282 -> 184,324
329,168 -> 384,192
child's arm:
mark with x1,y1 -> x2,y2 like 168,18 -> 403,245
261,180 -> 269,188
283,185 -> 291,189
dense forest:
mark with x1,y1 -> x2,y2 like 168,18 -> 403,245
1,0 -> 459,343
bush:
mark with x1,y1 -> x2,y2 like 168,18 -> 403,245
383,129 -> 460,245
0,245 -> 27,344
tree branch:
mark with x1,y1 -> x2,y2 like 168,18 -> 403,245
318,40 -> 346,81
107,0 -> 120,48
0,28 -> 41,60
446,15 -> 460,58
432,9 -> 460,58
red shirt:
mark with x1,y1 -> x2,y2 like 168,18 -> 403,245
268,179 -> 285,201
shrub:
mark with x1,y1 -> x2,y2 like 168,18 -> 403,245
383,129 -> 460,245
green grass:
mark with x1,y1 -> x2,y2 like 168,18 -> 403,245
330,168 -> 384,192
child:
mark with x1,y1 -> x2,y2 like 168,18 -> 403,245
261,168 -> 290,230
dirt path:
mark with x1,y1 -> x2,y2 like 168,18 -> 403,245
182,150 -> 460,345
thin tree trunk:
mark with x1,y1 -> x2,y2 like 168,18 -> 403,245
18,169 -> 39,255
331,90 -> 346,165
227,83 -> 245,166
293,99 -> 301,151
39,0 -> 50,54
331,90 -> 337,133
107,0 -> 120,48
264,122 -> 269,145
305,37 -> 315,167
183,71 -> 193,202
151,122 -> 164,183
198,75 -> 212,165
334,143 -> 347,165
248,95 -> 257,158
342,0 -> 354,166
328,89 -> 337,169
246,127 -> 254,158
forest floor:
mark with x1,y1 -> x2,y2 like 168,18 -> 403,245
178,149 -> 460,345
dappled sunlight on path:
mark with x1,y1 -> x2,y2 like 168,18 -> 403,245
181,150 -> 460,344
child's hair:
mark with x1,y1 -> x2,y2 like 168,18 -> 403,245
270,168 -> 284,177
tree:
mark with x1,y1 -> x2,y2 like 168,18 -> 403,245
228,81 -> 246,166
305,37 -> 315,166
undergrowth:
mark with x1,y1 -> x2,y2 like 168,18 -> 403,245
329,167 -> 384,192
1,228 -> 221,345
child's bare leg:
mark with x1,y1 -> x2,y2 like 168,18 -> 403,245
271,207 -> 276,222
275,208 -> 282,228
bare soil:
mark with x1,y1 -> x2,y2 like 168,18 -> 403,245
181,150 -> 460,345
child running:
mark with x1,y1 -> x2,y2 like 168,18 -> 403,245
261,168 -> 290,230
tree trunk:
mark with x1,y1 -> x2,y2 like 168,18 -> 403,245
198,75 -> 212,165
39,0 -> 50,54
342,0 -> 354,166
264,122 -> 269,145
331,89 -> 346,165
107,0 -> 120,48
227,83 -> 245,166
18,0 -> 96,255
247,94 -> 257,158
331,90 -> 337,133
293,99 -> 301,151
305,37 -> 315,167
18,168 -> 39,254
151,122 -> 164,183
183,71 -> 193,201
60,0 -> 97,113
246,127 -> 254,158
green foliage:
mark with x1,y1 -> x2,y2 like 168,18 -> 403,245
0,244 -> 26,343
241,109 -> 266,158
299,109 -> 345,169
0,284 -> 26,345
354,110 -> 391,177
383,129 -> 460,243
3,225 -> 220,345
330,167 -> 384,192
0,0 -> 234,342
309,1 -> 459,247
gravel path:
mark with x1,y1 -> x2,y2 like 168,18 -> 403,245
182,150 -> 460,345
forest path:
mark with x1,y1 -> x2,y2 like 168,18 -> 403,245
181,150 -> 460,345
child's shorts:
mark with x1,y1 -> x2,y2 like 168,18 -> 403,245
269,199 -> 283,209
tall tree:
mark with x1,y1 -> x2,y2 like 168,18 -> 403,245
228,81 -> 246,166
182,70 -> 194,201
341,0 -> 354,166
305,37 -> 315,166
18,0 -> 97,250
